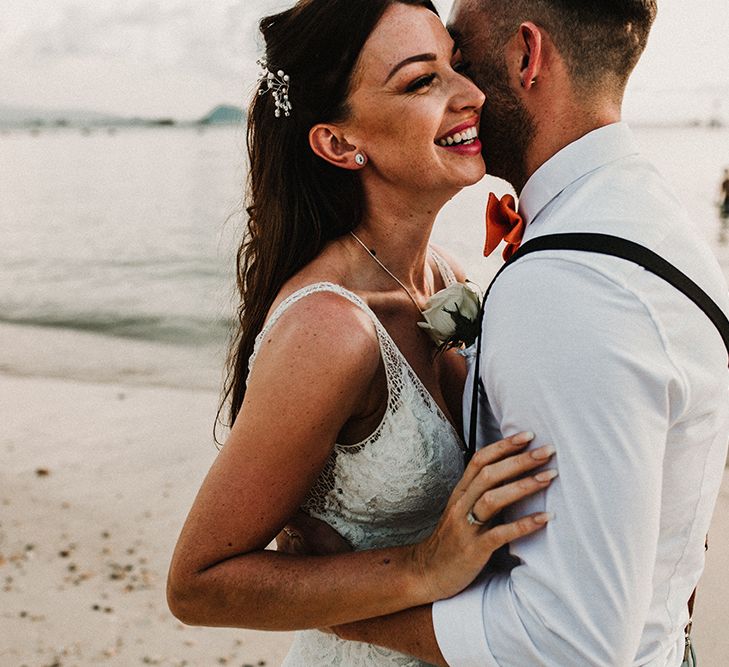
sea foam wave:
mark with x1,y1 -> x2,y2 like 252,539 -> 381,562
0,311 -> 232,346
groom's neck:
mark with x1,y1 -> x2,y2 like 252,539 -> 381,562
521,97 -> 622,194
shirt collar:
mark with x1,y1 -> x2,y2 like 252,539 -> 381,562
517,121 -> 640,225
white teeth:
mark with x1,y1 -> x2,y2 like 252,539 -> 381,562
437,126 -> 479,147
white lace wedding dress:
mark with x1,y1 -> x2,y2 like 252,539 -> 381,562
247,255 -> 465,666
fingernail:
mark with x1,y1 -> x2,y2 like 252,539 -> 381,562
534,512 -> 554,524
512,431 -> 535,445
535,469 -> 559,483
531,445 -> 556,460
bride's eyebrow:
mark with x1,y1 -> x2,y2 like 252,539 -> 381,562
384,44 -> 458,83
385,53 -> 436,82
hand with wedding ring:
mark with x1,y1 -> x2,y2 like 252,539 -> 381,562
410,431 -> 556,602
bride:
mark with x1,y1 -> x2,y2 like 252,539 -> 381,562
167,0 -> 555,664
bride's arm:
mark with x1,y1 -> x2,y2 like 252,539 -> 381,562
167,293 -> 553,631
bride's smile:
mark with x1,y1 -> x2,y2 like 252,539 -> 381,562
435,121 -> 481,152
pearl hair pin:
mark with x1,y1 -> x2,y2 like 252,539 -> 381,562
257,58 -> 292,118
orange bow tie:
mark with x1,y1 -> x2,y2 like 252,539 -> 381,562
484,193 -> 526,261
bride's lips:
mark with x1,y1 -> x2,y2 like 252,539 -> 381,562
435,119 -> 482,156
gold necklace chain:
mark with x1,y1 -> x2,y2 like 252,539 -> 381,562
349,231 -> 429,314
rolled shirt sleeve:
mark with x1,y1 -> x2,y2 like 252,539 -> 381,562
434,257 -> 680,666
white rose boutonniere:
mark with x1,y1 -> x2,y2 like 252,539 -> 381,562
418,281 -> 482,349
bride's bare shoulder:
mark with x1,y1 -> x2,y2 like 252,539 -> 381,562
259,281 -> 381,373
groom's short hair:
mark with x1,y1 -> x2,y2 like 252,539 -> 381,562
481,0 -> 657,92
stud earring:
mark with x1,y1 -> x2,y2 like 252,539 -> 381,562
355,153 -> 366,167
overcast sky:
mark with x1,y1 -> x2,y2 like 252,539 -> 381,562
1,0 -> 727,122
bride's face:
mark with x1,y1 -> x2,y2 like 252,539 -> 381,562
344,4 -> 486,195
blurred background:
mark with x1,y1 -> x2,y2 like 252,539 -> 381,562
1,1 -> 728,665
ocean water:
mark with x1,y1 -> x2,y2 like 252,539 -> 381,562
1,124 -> 729,386
0,126 -> 246,348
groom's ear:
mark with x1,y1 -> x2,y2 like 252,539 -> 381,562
515,21 -> 544,91
309,125 -> 360,170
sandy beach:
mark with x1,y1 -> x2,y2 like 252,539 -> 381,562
0,348 -> 296,667
1,320 -> 727,665
0,324 -> 296,666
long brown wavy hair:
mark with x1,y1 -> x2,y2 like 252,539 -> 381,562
217,0 -> 439,438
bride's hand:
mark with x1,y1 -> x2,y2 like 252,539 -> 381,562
411,432 -> 556,601
275,511 -> 353,556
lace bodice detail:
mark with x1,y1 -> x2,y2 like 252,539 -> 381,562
431,248 -> 457,287
247,258 -> 465,666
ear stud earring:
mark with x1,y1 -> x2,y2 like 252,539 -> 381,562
355,153 -> 367,166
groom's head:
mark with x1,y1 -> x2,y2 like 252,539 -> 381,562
449,0 -> 657,190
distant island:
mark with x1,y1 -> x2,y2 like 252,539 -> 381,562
0,104 -> 246,131
198,105 -> 245,125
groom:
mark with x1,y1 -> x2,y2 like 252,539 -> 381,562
326,1 -> 729,665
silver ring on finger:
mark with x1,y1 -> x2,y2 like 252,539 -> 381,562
466,509 -> 487,527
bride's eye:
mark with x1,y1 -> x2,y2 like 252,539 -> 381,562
405,73 -> 437,93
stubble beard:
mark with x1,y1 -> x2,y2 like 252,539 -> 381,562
474,54 -> 536,193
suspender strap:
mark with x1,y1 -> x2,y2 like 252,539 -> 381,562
506,233 -> 729,362
468,232 -> 729,460
466,309 -> 484,462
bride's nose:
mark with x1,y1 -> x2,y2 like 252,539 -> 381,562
449,74 -> 485,112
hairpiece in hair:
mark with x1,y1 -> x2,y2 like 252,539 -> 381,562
257,58 -> 292,118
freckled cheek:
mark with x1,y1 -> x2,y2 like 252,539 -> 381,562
365,111 -> 441,162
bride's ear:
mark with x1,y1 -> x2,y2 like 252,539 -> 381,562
309,125 -> 363,170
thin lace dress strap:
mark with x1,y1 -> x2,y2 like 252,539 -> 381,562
246,282 -> 399,394
430,248 -> 458,287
